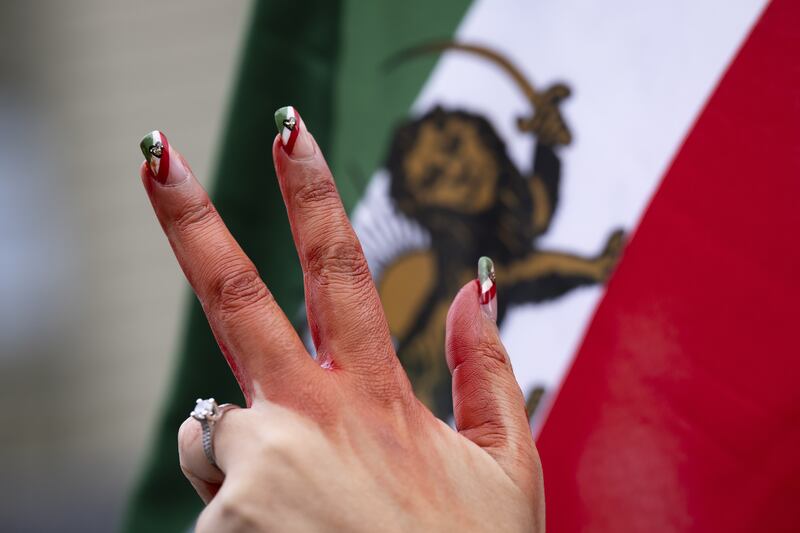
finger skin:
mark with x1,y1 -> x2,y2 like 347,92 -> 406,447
178,415 -> 224,504
271,112 -> 397,379
445,279 -> 541,496
139,133 -> 316,402
178,405 -> 246,503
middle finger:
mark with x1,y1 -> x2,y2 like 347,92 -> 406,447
271,107 -> 396,377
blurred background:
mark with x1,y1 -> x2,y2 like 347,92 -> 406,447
0,2 -> 250,531
3,2 -> 797,532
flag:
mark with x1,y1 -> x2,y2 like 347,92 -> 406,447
536,1 -> 800,530
124,1 -> 800,531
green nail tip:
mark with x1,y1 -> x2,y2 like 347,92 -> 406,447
139,131 -> 160,162
478,256 -> 495,283
274,106 -> 293,133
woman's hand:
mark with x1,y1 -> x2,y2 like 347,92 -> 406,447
139,107 -> 543,532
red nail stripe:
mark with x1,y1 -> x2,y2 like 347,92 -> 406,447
284,111 -> 300,155
154,133 -> 171,184
480,283 -> 497,305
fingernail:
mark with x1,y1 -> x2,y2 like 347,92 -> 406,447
139,130 -> 186,185
478,256 -> 497,322
274,106 -> 314,158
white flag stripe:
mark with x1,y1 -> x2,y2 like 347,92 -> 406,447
352,0 -> 766,430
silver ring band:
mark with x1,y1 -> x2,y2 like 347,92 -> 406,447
199,418 -> 217,467
190,398 -> 225,468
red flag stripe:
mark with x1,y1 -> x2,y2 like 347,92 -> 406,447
537,1 -> 800,531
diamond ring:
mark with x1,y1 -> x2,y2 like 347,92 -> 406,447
190,398 -> 225,468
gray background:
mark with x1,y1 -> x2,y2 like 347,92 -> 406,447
0,2 -> 250,531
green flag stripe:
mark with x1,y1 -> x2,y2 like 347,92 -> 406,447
330,0 -> 472,211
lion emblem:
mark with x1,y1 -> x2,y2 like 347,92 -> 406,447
359,43 -> 624,419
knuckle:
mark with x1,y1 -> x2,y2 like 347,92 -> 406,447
216,499 -> 253,528
305,237 -> 372,287
451,338 -> 511,386
173,198 -> 216,236
474,338 -> 510,368
348,349 -> 407,397
249,413 -> 326,465
470,424 -> 509,447
255,427 -> 301,462
210,264 -> 272,317
362,370 -> 406,404
197,497 -> 256,533
292,178 -> 339,211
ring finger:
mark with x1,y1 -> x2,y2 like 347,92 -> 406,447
177,402 -> 242,504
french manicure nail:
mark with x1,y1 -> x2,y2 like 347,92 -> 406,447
478,256 -> 497,322
139,130 -> 172,184
274,106 -> 314,158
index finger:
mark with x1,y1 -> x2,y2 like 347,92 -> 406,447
139,131 -> 317,402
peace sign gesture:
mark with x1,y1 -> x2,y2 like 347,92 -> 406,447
139,106 -> 542,532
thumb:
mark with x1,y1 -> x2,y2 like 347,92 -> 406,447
445,257 -> 540,493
